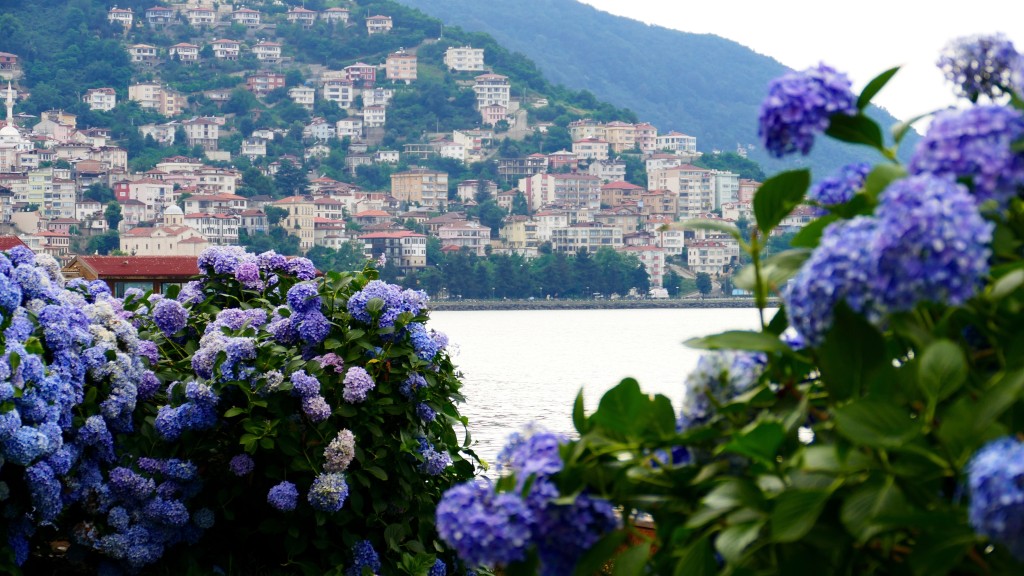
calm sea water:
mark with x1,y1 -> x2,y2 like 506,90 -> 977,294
428,308 -> 765,468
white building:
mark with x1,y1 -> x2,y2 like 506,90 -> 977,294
444,46 -> 485,72
473,73 -> 511,109
83,88 -> 117,111
289,86 -> 315,110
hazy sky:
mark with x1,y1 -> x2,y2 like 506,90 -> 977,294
577,0 -> 1024,123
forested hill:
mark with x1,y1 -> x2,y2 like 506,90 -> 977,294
396,0 -> 920,176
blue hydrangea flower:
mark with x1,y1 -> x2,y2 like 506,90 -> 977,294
193,508 -> 215,530
909,104 -> 1024,206
497,430 -> 565,481
267,481 -> 299,512
938,33 -> 1020,101
680,350 -> 768,429
234,261 -> 264,291
428,558 -> 447,576
295,310 -> 330,344
176,281 -> 204,305
968,436 -> 1024,560
324,429 -> 355,473
347,540 -> 381,576
417,403 -> 437,423
287,282 -> 322,314
436,480 -> 534,567
257,250 -> 288,272
400,373 -> 428,398
153,299 -> 189,337
308,472 -> 349,512
26,461 -> 62,522
533,493 -> 619,576
347,280 -> 425,328
417,438 -> 452,476
809,162 -> 871,206
784,217 -> 880,346
408,323 -> 441,361
871,175 -> 992,314
758,63 -> 858,157
343,367 -> 375,403
229,454 -> 254,476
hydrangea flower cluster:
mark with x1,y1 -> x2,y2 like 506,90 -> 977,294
196,246 -> 316,289
785,175 -> 992,345
438,430 -> 617,574
417,437 -> 453,476
347,280 -> 428,328
680,350 -> 768,430
307,472 -> 349,512
408,322 -> 445,361
967,437 -> 1024,560
908,105 -> 1024,207
154,381 -> 220,441
324,429 -> 356,473
808,162 -> 871,206
938,33 -> 1020,101
758,63 -> 858,157
291,369 -> 332,422
152,299 -> 189,337
347,540 -> 382,576
343,367 -> 375,403
229,454 -> 254,476
268,481 -> 299,512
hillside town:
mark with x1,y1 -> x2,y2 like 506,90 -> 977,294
0,1 -> 813,296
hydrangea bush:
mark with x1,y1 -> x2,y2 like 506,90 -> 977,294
0,245 -> 481,574
440,35 -> 1024,574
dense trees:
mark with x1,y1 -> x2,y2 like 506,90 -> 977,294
405,247 -> 650,299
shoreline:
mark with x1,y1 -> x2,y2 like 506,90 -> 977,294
427,297 -> 778,311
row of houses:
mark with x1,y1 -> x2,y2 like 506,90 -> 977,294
110,5 -> 377,32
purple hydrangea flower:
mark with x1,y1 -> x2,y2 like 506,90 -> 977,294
783,217 -> 880,346
289,370 -> 320,399
347,280 -> 425,328
267,481 -> 299,512
533,493 -> 619,576
968,436 -> 1024,559
758,63 -> 858,157
436,480 -> 534,567
286,257 -> 317,280
176,280 -> 204,305
417,438 -> 452,476
809,162 -> 871,206
315,353 -> 345,374
871,175 -> 992,314
324,429 -> 355,473
347,540 -> 381,576
400,373 -> 428,398
257,250 -> 288,272
308,472 -> 349,513
342,367 -> 375,403
234,261 -> 264,291
287,282 -> 321,314
152,299 -> 189,337
193,508 -> 215,530
301,395 -> 332,423
229,454 -> 254,476
938,33 -> 1020,101
908,105 -> 1024,206
428,558 -> 446,576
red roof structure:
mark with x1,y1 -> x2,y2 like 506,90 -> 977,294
0,236 -> 29,251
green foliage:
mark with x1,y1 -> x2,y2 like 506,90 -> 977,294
103,201 -> 122,231
694,272 -> 712,297
694,152 -> 767,181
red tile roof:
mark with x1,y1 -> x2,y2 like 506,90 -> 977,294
72,255 -> 200,278
0,236 -> 29,251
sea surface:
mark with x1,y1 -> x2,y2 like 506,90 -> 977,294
428,308 -> 766,469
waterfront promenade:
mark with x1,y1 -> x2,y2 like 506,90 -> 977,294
428,297 -> 777,311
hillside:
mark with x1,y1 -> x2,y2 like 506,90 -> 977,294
396,0 -> 919,176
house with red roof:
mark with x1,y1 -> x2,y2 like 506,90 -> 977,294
62,254 -> 201,297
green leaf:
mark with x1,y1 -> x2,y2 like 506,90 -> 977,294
753,169 -> 811,235
685,330 -> 791,355
907,525 -> 976,576
590,379 -> 675,441
681,219 -> 745,245
857,66 -> 900,110
790,214 -> 837,248
572,389 -> 587,434
672,536 -> 717,576
722,421 -> 785,465
735,249 -> 811,294
224,407 -> 246,418
862,163 -> 907,202
715,520 -> 764,564
918,339 -> 967,402
770,489 -> 831,542
825,113 -> 885,150
364,466 -> 388,481
989,268 -> 1024,301
833,397 -> 920,449
572,530 -> 627,576
973,367 -> 1024,436
840,478 -> 907,542
611,541 -> 651,576
892,111 -> 935,144
817,304 -> 890,401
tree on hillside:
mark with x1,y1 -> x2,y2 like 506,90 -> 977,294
84,184 -> 115,204
696,272 -> 713,299
104,202 -> 122,231
694,152 -> 767,181
663,270 -> 683,297
274,160 -> 308,197
86,231 -> 120,255
264,206 -> 288,227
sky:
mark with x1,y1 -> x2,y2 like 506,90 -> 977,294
576,0 -> 1024,124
